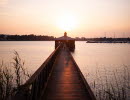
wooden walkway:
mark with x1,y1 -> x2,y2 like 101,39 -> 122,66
12,45 -> 96,100
41,47 -> 95,100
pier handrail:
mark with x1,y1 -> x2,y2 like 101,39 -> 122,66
66,46 -> 96,100
12,43 -> 96,100
25,44 -> 61,86
12,44 -> 62,100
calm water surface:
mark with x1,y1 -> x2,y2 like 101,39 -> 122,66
0,41 -> 54,72
72,42 -> 130,99
72,42 -> 130,80
0,41 -> 130,99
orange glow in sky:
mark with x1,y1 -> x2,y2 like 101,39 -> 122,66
56,13 -> 77,31
0,0 -> 130,37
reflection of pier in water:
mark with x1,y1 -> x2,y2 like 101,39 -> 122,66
12,34 -> 96,100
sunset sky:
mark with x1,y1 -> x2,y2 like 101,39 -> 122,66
0,0 -> 130,37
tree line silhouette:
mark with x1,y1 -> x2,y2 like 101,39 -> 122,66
0,34 -> 55,41
0,34 -> 130,42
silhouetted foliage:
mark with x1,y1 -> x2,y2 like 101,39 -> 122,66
0,34 -> 130,42
0,34 -> 55,41
0,52 -> 30,100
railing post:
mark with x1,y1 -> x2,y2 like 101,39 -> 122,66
12,44 -> 62,100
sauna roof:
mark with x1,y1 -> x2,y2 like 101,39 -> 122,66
56,32 -> 75,40
56,36 -> 75,40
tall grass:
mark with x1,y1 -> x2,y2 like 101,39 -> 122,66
0,51 -> 30,100
88,66 -> 130,100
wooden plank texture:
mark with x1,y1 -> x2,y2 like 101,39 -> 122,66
41,48 -> 95,100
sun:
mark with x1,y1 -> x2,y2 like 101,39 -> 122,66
57,14 -> 77,31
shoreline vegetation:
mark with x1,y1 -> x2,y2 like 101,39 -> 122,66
0,51 -> 130,100
0,51 -> 30,100
86,66 -> 130,100
0,34 -> 130,43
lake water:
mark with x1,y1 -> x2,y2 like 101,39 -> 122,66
0,41 -> 54,72
72,42 -> 130,83
72,42 -> 130,99
0,41 -> 130,99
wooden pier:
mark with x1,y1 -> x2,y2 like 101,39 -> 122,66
12,44 -> 96,100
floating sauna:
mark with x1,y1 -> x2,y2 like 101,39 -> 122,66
55,32 -> 75,51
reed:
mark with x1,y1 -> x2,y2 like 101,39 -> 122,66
87,65 -> 130,100
0,51 -> 30,100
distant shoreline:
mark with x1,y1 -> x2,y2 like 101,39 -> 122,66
86,41 -> 130,43
0,40 -> 130,44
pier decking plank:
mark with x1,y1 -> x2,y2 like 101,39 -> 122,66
42,48 -> 93,100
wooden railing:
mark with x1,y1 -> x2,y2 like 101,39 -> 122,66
12,44 -> 62,100
66,46 -> 96,100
